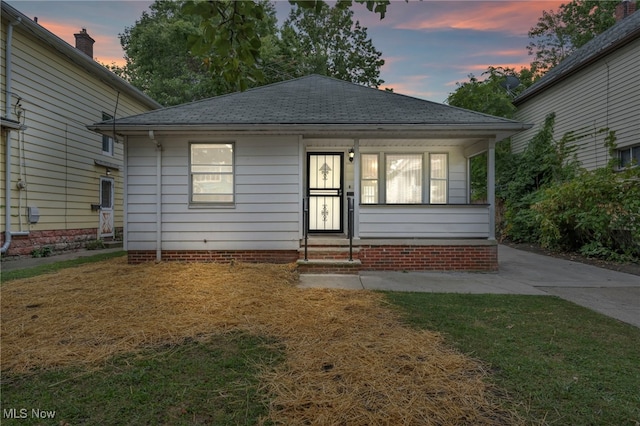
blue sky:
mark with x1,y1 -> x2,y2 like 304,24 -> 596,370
9,0 -> 564,103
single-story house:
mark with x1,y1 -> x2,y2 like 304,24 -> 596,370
89,75 -> 530,273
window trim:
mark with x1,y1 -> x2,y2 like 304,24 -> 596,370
618,145 -> 640,169
101,112 -> 114,156
189,142 -> 236,206
359,151 -> 449,205
429,152 -> 449,204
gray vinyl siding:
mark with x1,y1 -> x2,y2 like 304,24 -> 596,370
125,135 -> 301,251
513,39 -> 640,170
359,205 -> 489,238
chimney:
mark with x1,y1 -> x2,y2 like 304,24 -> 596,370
74,28 -> 95,59
615,1 -> 637,21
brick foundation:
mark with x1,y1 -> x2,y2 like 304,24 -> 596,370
129,244 -> 497,273
1,228 -> 112,257
128,250 -> 300,265
358,245 -> 498,272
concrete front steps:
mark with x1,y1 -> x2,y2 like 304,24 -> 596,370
297,237 -> 361,274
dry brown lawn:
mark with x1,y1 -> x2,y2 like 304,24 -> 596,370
1,258 -> 520,424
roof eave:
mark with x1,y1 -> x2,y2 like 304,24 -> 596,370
1,1 -> 162,111
514,25 -> 640,106
88,122 -> 532,140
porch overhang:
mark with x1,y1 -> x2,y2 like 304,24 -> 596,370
87,122 -> 532,143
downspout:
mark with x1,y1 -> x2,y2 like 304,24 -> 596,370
2,18 -> 22,254
149,130 -> 162,262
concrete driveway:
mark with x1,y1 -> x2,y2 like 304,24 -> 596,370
299,245 -> 640,328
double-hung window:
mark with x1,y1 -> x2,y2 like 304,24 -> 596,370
360,152 -> 448,204
190,143 -> 234,204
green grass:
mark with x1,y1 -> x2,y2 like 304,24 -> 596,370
1,251 -> 126,283
384,292 -> 640,425
1,333 -> 283,425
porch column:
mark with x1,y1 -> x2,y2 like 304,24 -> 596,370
353,139 -> 360,239
487,140 -> 496,240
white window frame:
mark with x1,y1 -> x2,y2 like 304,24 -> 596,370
429,153 -> 448,204
189,142 -> 235,205
618,145 -> 640,168
359,152 -> 449,205
101,112 -> 114,156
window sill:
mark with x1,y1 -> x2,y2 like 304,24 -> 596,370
188,203 -> 236,209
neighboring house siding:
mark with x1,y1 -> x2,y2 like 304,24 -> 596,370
1,11 -> 158,256
513,38 -> 640,170
126,136 -> 302,252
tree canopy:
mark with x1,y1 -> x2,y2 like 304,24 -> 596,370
279,2 -> 384,87
182,0 -> 389,91
527,0 -> 619,76
114,0 -> 388,104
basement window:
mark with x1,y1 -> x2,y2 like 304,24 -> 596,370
190,143 -> 234,204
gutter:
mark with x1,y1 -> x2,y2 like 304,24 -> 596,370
87,122 -> 533,138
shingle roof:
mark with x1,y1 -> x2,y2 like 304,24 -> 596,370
93,74 -> 521,128
514,10 -> 640,105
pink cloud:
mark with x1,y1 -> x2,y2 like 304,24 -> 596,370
381,75 -> 438,99
394,1 -> 564,35
31,19 -> 125,65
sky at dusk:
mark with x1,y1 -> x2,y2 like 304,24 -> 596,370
8,0 -> 564,103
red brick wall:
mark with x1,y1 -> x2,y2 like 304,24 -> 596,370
128,250 -> 300,265
358,245 -> 498,271
1,228 -> 104,257
129,245 -> 497,272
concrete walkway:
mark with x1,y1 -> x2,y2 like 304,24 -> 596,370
299,245 -> 640,328
0,247 -> 124,273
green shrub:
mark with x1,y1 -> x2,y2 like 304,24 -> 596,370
85,239 -> 106,250
31,246 -> 53,258
533,166 -> 640,261
500,112 -> 580,242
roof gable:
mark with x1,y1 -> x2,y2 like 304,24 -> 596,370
96,75 -> 522,128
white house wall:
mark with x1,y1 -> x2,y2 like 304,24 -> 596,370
513,39 -> 640,170
126,135 -> 301,251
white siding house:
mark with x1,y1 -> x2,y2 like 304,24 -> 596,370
1,1 -> 161,257
512,6 -> 640,170
90,75 -> 530,272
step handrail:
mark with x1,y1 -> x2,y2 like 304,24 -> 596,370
303,196 -> 309,261
348,196 -> 354,261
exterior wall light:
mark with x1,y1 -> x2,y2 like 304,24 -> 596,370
348,148 -> 355,163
